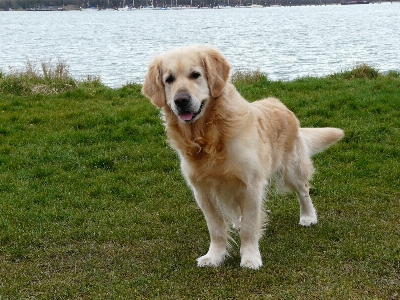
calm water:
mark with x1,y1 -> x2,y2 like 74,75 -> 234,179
1,3 -> 399,87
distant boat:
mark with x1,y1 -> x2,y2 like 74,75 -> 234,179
120,5 -> 134,10
341,0 -> 370,4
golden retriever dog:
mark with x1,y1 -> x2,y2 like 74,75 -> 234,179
142,45 -> 344,270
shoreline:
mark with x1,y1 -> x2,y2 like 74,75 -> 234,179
1,0 -> 398,11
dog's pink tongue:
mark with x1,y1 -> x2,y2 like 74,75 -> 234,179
180,113 -> 193,121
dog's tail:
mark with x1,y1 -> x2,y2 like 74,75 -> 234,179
299,128 -> 344,156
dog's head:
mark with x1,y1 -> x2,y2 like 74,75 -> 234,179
142,45 -> 231,123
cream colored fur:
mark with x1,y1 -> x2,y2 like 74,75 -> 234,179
142,45 -> 344,270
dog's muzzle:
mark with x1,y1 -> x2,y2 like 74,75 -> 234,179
174,92 -> 205,123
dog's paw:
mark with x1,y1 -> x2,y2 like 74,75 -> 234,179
299,215 -> 318,227
197,254 -> 225,267
240,254 -> 262,270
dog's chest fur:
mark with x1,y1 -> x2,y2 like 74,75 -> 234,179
163,102 -> 262,187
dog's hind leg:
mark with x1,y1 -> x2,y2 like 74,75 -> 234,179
194,189 -> 228,267
285,155 -> 318,227
295,182 -> 318,226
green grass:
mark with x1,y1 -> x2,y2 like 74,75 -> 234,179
0,64 -> 399,299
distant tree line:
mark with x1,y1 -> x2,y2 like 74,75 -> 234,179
0,0 -> 360,10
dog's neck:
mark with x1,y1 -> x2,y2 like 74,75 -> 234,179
162,102 -> 221,159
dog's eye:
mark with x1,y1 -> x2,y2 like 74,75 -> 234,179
189,71 -> 201,80
165,75 -> 175,84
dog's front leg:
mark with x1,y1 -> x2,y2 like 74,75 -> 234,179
239,187 -> 264,270
193,188 -> 228,267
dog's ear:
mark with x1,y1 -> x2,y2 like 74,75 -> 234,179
201,47 -> 231,98
142,58 -> 165,108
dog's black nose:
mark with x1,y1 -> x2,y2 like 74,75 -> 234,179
174,93 -> 191,108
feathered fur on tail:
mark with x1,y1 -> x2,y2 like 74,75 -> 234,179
300,128 -> 344,156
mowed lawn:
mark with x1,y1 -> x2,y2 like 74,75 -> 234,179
0,65 -> 399,299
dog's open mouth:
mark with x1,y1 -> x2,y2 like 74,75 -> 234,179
179,101 -> 205,123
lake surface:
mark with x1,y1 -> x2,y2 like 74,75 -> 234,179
1,3 -> 399,87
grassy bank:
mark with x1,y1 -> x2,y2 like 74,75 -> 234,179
0,64 -> 399,299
